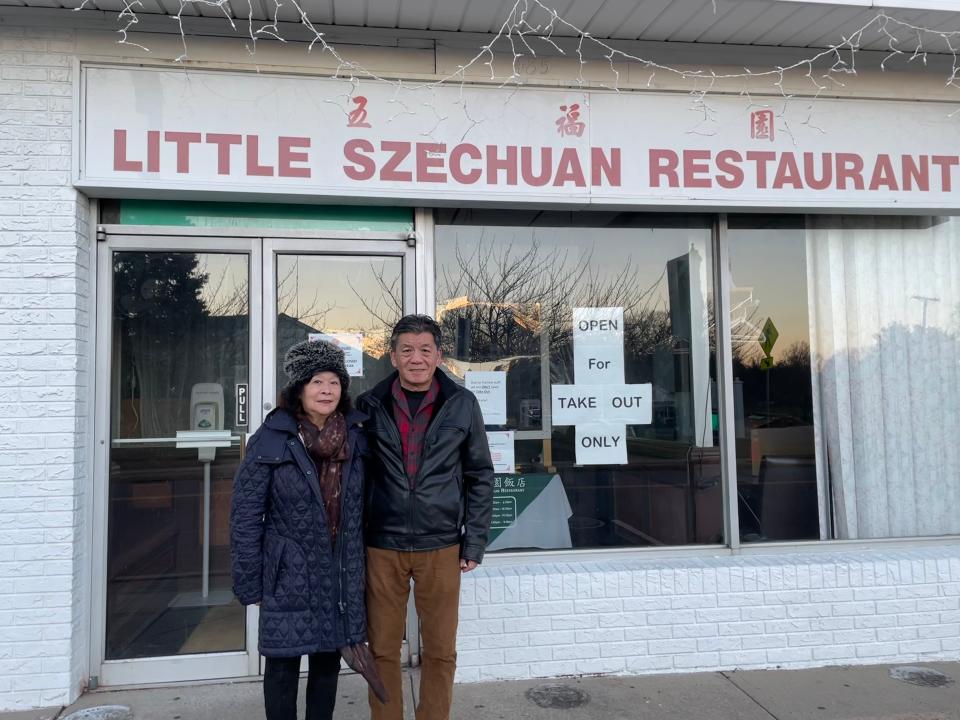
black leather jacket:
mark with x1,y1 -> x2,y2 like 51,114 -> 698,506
357,370 -> 494,563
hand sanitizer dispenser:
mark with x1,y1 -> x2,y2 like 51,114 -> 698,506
190,383 -> 224,434
180,383 -> 229,601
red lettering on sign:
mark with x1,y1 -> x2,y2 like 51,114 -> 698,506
206,133 -> 242,175
715,150 -> 743,189
553,147 -> 586,187
869,154 -> 898,191
902,155 -> 929,191
278,137 -> 311,178
773,152 -> 803,189
113,130 -> 142,172
487,145 -> 518,185
381,141 -> 412,182
520,147 -> 552,187
246,135 -> 274,176
343,139 -> 375,181
416,143 -> 446,183
931,155 -> 958,192
147,130 -> 160,173
746,151 -> 776,189
683,149 -> 712,188
591,147 -> 620,187
804,153 -> 832,190
449,143 -> 481,184
164,132 -> 202,174
836,153 -> 864,190
649,149 -> 679,188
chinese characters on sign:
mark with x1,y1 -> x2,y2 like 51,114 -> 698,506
751,109 -> 775,141
556,103 -> 586,137
488,473 -> 573,550
347,96 -> 372,128
491,473 -> 529,530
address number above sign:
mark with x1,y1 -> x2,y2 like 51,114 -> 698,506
79,65 -> 960,209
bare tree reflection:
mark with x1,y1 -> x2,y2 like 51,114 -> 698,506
435,235 -> 681,382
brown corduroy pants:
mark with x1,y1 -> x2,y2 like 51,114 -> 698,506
366,545 -> 461,720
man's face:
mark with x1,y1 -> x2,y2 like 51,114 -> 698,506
390,331 -> 442,391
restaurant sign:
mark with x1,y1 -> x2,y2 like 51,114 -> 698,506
78,65 -> 960,209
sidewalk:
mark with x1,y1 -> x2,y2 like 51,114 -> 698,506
4,662 -> 959,720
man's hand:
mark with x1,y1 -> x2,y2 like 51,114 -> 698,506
460,558 -> 478,573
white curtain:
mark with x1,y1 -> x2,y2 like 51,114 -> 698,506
806,216 -> 960,539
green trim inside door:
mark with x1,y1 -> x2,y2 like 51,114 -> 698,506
116,200 -> 414,232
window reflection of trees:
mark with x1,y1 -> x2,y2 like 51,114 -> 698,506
436,233 -> 681,384
114,253 -> 249,438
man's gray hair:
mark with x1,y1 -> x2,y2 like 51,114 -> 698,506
390,314 -> 442,350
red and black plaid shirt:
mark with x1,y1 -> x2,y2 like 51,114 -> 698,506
391,376 -> 440,487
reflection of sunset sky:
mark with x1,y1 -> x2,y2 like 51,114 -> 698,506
275,255 -> 401,349
435,225 -> 713,318
195,253 -> 247,315
197,253 -> 401,354
728,226 -> 810,357
435,222 -> 813,363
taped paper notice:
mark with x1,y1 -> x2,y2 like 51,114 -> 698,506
552,384 -> 652,426
573,307 -> 625,384
466,371 -> 507,425
487,431 -> 516,474
576,422 -> 628,465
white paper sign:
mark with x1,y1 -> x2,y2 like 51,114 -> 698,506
573,307 -> 624,343
573,307 -> 625,383
552,383 -> 652,425
308,332 -> 364,377
553,307 -> 651,465
603,383 -> 653,424
466,371 -> 507,425
487,431 -> 516,474
576,422 -> 628,465
552,385 -> 602,426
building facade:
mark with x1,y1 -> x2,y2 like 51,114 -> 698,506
1,0 -> 959,711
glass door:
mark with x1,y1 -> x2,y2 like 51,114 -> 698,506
262,238 -> 416,411
94,234 -> 262,686
94,232 -> 418,687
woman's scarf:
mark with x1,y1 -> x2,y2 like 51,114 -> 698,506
297,411 -> 348,542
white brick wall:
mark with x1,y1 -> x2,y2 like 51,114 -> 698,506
0,23 -> 91,712
456,547 -> 960,683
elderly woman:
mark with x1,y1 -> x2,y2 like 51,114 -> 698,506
231,339 -> 367,720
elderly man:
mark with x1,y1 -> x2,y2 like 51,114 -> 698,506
357,314 -> 494,720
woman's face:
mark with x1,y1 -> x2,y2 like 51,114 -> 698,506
299,371 -> 342,424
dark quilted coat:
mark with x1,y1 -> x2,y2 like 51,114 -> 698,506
230,407 -> 368,657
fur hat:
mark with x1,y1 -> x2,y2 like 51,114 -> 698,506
283,339 -> 350,391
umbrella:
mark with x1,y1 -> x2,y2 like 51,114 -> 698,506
340,643 -> 389,704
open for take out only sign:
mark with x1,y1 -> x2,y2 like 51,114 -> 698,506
79,65 -> 960,209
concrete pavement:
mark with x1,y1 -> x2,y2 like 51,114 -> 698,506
4,662 -> 959,720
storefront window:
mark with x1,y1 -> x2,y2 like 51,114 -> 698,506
436,210 -> 721,550
808,216 -> 960,540
728,218 -> 819,542
730,215 -> 960,542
